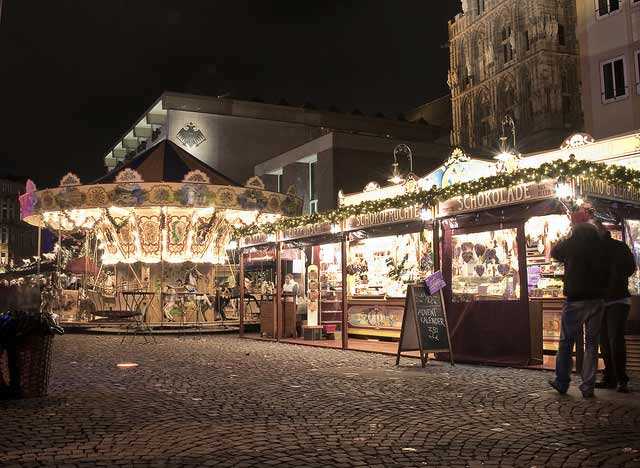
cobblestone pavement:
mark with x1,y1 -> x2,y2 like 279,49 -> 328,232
1,335 -> 639,468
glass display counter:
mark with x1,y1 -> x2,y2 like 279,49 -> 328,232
451,227 -> 520,302
345,229 -> 433,338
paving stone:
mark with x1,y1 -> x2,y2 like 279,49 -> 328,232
0,335 -> 639,467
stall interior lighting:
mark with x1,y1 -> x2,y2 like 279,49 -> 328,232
420,208 -> 432,221
555,182 -> 574,199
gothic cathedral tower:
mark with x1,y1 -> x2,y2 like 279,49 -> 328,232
448,0 -> 582,154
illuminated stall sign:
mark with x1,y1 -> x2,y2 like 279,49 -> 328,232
439,180 -> 556,216
578,178 -> 640,204
239,232 -> 277,248
281,221 -> 333,241
345,205 -> 421,231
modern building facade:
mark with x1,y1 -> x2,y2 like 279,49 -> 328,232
0,177 -> 37,270
448,0 -> 583,154
254,132 -> 449,214
104,92 -> 443,192
576,0 -> 640,139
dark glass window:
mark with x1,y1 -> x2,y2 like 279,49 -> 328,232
309,162 -> 317,201
602,58 -> 626,100
603,62 -> 615,99
614,59 -> 626,96
599,0 -> 620,16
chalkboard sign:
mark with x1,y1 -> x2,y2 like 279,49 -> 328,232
396,284 -> 454,367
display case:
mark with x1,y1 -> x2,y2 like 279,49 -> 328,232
625,220 -> 640,296
345,229 -> 433,338
451,228 -> 520,302
525,215 -> 568,299
346,230 -> 432,299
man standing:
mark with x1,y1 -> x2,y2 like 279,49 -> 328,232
596,230 -> 636,393
549,219 -> 609,398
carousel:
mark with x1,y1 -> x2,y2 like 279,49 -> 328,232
19,140 -> 302,328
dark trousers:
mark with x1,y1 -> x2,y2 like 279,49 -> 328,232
555,300 -> 603,393
600,302 -> 629,385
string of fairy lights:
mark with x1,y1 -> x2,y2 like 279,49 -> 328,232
234,156 -> 640,237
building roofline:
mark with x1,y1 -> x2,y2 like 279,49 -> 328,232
255,130 -> 450,176
159,91 -> 442,133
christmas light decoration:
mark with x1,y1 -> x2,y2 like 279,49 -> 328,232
235,156 -> 640,237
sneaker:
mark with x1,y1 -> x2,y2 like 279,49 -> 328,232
617,383 -> 630,393
548,379 -> 567,395
595,380 -> 617,389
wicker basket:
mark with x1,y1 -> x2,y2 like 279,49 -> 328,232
0,334 -> 54,398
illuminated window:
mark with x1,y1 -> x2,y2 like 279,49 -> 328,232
451,228 -> 520,302
601,56 -> 627,102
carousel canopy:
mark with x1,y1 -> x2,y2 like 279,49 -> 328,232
95,140 -> 240,186
20,140 -> 302,265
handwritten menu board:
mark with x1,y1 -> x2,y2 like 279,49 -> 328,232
396,284 -> 454,367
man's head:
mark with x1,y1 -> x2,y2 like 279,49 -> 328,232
570,206 -> 592,225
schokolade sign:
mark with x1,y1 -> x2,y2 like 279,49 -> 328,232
396,284 -> 454,367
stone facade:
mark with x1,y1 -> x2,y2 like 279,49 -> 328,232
0,178 -> 37,269
449,0 -> 583,153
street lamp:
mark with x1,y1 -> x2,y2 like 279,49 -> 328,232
388,144 -> 413,184
494,115 -> 520,173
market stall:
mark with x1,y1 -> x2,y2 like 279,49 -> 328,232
238,179 -> 437,352
438,173 -> 640,366
342,205 -> 434,341
20,140 -> 302,327
235,146 -> 640,366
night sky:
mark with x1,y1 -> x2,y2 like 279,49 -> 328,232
0,1 -> 460,188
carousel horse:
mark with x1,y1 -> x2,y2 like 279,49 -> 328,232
163,283 -> 178,322
183,266 -> 211,322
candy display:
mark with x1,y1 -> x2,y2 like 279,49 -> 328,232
451,228 -> 519,302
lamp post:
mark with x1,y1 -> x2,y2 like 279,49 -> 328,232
494,115 -> 520,173
388,144 -> 413,184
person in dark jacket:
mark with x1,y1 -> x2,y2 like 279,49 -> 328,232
549,221 -> 609,398
596,230 -> 636,393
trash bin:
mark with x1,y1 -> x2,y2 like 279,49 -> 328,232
0,310 -> 63,399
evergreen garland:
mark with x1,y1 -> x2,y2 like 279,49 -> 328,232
234,156 -> 640,237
